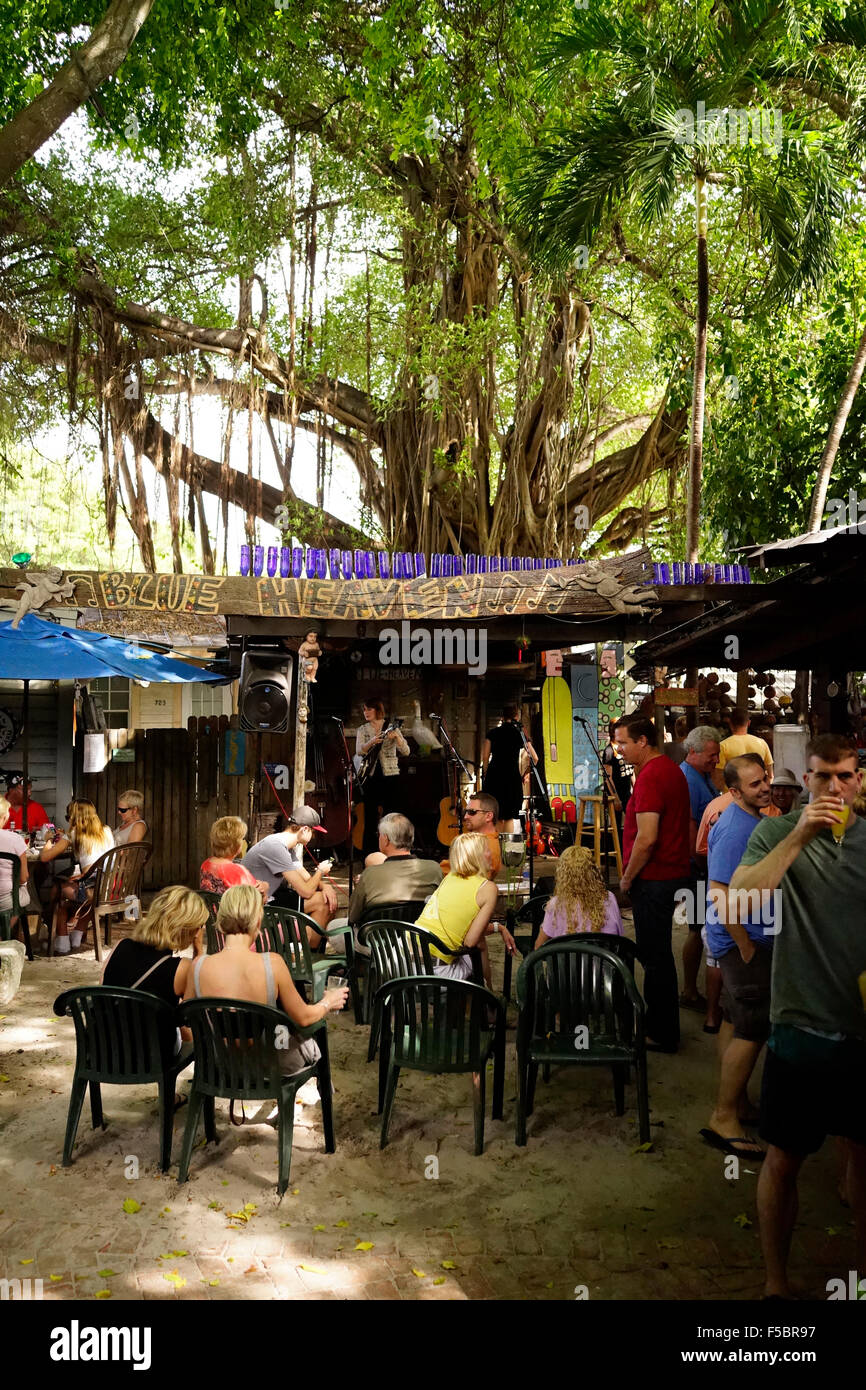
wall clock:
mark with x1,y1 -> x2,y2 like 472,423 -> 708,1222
0,708 -> 18,755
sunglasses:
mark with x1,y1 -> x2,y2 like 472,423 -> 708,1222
117,805 -> 132,813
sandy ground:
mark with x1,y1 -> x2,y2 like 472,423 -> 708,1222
0,916 -> 855,1302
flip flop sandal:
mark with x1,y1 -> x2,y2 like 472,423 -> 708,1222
699,1128 -> 765,1160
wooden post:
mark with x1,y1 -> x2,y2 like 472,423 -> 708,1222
736,668 -> 751,712
653,667 -> 667,749
685,667 -> 699,731
292,672 -> 308,809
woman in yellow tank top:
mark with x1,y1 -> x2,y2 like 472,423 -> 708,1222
415,833 -> 516,986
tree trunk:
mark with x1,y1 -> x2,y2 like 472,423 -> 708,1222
686,176 -> 709,563
0,0 -> 154,187
807,320 -> 866,531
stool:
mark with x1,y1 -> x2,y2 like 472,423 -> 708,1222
576,795 -> 622,877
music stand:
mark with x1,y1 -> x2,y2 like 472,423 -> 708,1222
432,715 -> 471,836
331,716 -> 357,895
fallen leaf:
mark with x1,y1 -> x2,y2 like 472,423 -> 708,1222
545,1281 -> 553,1289
19,1258 -> 34,1265
48,1165 -> 57,1176
227,1258 -> 234,1263
298,1265 -> 327,1275
162,1206 -> 171,1213
441,1260 -> 456,1270
355,1241 -> 374,1252
202,1279 -> 219,1287
631,1142 -> 654,1154
122,1198 -> 141,1215
279,1222 -> 292,1228
221,1180 -> 229,1186
0,1075 -> 10,1083
163,1270 -> 186,1288
361,1211 -> 377,1218
313,1224 -> 326,1232
292,1188 -> 299,1195
733,1213 -> 752,1229
243,1202 -> 257,1213
49,1274 -> 63,1283
207,1201 -> 223,1211
826,1226 -> 842,1236
244,1264 -> 257,1274
411,1268 -> 427,1278
97,1269 -> 117,1278
432,1277 -> 446,1285
334,1220 -> 349,1228
227,1210 -> 251,1224
95,1289 -> 112,1300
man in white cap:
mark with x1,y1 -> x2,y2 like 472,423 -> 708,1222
767,768 -> 801,818
241,806 -> 337,943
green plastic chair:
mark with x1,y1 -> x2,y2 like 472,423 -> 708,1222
0,851 -> 33,961
515,938 -> 649,1147
362,919 -> 482,1061
349,899 -> 430,1023
375,975 -> 505,1156
502,892 -> 551,1001
198,889 -> 222,927
53,985 -> 193,1170
176,997 -> 333,1195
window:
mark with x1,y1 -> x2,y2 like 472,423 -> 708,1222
187,682 -> 232,718
89,677 -> 130,730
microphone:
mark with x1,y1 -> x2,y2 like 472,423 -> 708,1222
429,713 -> 443,722
330,715 -> 344,723
573,715 -> 588,724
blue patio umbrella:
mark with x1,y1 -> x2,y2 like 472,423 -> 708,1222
0,613 -> 225,829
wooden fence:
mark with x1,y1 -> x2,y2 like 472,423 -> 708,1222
83,717 -> 291,891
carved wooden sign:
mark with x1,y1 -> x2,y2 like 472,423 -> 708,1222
0,549 -> 657,623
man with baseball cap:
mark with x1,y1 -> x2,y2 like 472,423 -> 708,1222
5,775 -> 49,833
241,806 -> 337,945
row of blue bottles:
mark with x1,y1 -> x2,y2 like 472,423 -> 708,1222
649,562 -> 752,585
240,546 -> 597,578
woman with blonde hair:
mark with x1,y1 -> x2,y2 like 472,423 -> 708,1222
533,846 -> 624,948
102,886 -> 208,1071
184,884 -> 348,1076
200,816 -> 268,898
40,798 -> 114,953
415,832 -> 516,985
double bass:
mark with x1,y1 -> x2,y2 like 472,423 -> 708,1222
304,716 -> 353,850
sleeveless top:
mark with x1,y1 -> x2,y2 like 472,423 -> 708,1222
193,952 -> 277,1007
114,820 -> 148,846
415,872 -> 488,961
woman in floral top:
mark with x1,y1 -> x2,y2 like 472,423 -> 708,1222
534,846 -> 624,947
200,817 -> 268,899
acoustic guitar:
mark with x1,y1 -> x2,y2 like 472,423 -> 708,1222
357,717 -> 404,791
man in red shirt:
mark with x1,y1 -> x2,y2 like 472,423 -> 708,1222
615,715 -> 691,1053
4,776 -> 49,833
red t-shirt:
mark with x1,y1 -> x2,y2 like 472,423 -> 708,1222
6,800 -> 49,831
622,754 -> 690,881
200,858 -> 257,895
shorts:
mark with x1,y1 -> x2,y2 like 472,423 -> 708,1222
719,946 -> 772,1042
432,954 -> 474,981
759,1033 -> 866,1155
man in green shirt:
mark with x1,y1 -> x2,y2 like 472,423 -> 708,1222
730,734 -> 866,1299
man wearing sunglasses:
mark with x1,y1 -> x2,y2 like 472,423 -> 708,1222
114,790 -> 148,846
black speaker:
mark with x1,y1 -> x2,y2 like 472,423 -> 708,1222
239,650 -> 293,732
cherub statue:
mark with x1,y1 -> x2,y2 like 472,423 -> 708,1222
11,566 -> 76,628
298,630 -> 321,683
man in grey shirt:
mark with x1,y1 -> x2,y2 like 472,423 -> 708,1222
242,806 -> 337,945
348,813 -> 442,927
730,734 -> 866,1299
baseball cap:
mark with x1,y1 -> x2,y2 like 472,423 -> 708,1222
6,774 -> 30,788
771,768 -> 800,788
289,805 -> 326,832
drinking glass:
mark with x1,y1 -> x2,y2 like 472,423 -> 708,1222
830,802 -> 850,846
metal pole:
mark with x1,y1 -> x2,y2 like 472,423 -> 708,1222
21,679 -> 30,835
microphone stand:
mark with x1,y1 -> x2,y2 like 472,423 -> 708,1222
331,716 -> 356,895
515,719 -> 546,896
432,715 -> 470,833
574,714 -> 615,887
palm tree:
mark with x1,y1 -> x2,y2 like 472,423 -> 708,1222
513,0 -> 843,560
